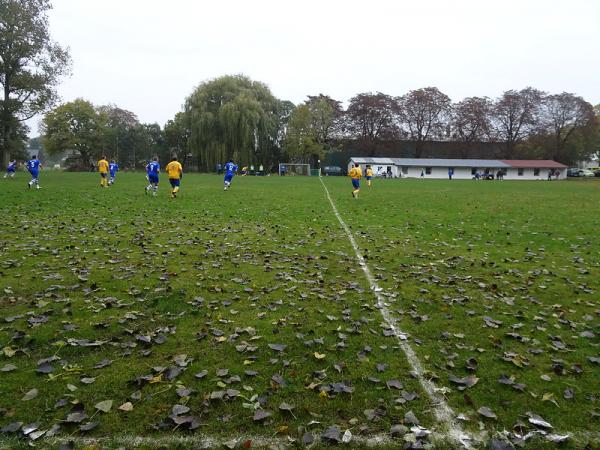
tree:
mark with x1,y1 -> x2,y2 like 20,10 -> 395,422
41,99 -> 108,170
163,112 -> 190,161
282,104 -> 323,164
0,0 -> 71,165
540,93 -> 596,163
97,104 -> 140,167
397,87 -> 451,158
133,122 -> 164,166
451,97 -> 493,142
344,92 -> 398,141
274,99 -> 295,146
305,94 -> 343,145
491,88 -> 545,158
184,74 -> 282,172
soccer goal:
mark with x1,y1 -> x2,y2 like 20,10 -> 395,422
278,163 -> 311,176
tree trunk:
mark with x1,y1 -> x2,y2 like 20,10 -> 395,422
414,140 -> 423,158
1,82 -> 11,167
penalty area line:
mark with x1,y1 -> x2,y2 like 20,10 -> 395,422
318,177 -> 476,449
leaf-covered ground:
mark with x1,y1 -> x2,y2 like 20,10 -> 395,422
0,173 -> 599,449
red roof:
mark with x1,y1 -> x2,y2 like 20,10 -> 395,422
501,160 -> 567,169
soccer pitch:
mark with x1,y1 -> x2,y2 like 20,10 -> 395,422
0,173 -> 599,449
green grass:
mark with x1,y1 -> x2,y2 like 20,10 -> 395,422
0,172 -> 599,449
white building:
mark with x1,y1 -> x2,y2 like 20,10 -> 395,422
348,158 -> 568,180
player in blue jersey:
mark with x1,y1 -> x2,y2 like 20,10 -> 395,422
4,160 -> 17,178
223,159 -> 238,191
145,156 -> 160,196
26,156 -> 42,189
108,160 -> 119,185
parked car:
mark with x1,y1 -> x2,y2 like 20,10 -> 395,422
323,166 -> 343,176
568,168 -> 595,177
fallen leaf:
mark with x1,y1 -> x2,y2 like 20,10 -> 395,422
94,400 -> 113,413
22,389 -> 38,401
477,406 -> 497,420
119,402 -> 133,412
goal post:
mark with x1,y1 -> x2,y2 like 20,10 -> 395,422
278,163 -> 311,176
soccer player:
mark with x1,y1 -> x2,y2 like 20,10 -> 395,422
98,155 -> 109,187
348,163 -> 362,198
26,155 -> 42,189
165,156 -> 183,198
145,156 -> 160,196
365,165 -> 373,187
223,159 -> 238,190
108,160 -> 119,185
4,160 -> 17,178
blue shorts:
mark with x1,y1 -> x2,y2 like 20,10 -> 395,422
224,173 -> 234,183
352,179 -> 360,189
366,176 -> 372,181
100,173 -> 107,178
169,178 -> 180,187
29,171 -> 38,179
7,168 -> 15,173
148,174 -> 159,184
110,172 -> 116,178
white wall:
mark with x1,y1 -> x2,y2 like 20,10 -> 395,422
403,166 -> 476,179
350,163 -> 400,177
503,168 -> 567,180
349,163 -> 567,180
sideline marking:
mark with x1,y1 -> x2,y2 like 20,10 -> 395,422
318,177 -> 474,448
18,430 -> 600,449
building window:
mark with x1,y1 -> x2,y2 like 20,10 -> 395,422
425,167 -> 432,175
533,168 -> 540,176
402,166 -> 408,174
518,168 -> 524,176
471,168 -> 477,175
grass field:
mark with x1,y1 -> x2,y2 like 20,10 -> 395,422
0,172 -> 599,449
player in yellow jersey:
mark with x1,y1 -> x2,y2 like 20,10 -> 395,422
165,156 -> 183,198
348,163 -> 362,198
365,165 -> 373,187
97,156 -> 109,187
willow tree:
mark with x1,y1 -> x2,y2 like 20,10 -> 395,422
184,75 -> 282,171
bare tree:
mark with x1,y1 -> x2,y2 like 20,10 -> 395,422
541,92 -> 595,162
451,97 -> 493,141
491,87 -> 545,158
397,87 -> 451,158
344,92 -> 398,140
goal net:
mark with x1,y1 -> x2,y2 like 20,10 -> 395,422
278,163 -> 311,176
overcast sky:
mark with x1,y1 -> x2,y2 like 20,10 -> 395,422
39,0 -> 600,131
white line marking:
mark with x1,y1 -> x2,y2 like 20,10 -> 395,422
318,177 -> 475,448
16,430 -> 600,449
